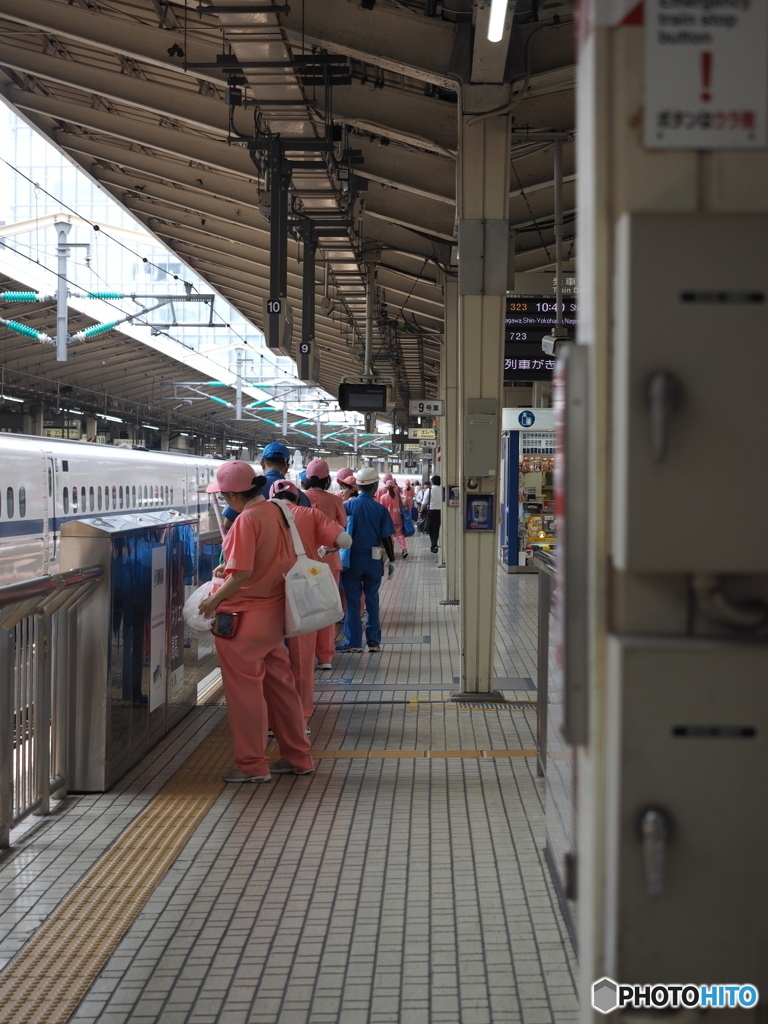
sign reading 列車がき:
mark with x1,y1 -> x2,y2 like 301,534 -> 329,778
644,0 -> 767,150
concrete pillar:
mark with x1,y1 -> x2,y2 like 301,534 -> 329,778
441,280 -> 460,604
160,431 -> 170,452
85,415 -> 98,440
577,11 -> 768,1015
23,404 -> 44,436
455,108 -> 511,698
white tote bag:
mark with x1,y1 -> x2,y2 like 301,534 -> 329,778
271,500 -> 343,637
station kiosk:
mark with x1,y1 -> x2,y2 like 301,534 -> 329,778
500,408 -> 556,571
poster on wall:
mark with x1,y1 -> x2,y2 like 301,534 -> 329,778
644,0 -> 767,149
149,545 -> 167,713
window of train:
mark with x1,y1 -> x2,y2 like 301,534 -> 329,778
111,486 -> 117,509
165,485 -> 169,506
119,486 -> 124,509
6,487 -> 13,517
170,486 -> 174,505
89,487 -> 95,512
97,486 -> 102,511
63,487 -> 69,514
81,486 -> 86,511
72,487 -> 78,513
144,485 -> 148,505
48,467 -> 52,498
154,485 -> 159,506
132,485 -> 136,507
18,487 -> 26,517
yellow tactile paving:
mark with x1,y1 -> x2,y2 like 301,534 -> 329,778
0,720 -> 234,1024
427,750 -> 485,758
310,749 -> 536,760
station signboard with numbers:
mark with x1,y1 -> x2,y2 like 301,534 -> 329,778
409,399 -> 444,416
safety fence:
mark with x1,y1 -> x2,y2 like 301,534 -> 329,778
0,566 -> 103,848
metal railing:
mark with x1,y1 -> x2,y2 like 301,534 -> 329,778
0,566 -> 103,848
534,549 -> 557,777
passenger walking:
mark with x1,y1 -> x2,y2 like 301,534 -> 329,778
336,467 -> 396,653
219,441 -> 310,532
422,474 -> 443,554
198,461 -> 314,782
268,480 -> 352,722
376,476 -> 410,559
302,459 -> 348,669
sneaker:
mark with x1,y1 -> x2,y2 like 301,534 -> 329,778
367,642 -> 381,652
335,643 -> 363,653
305,725 -> 311,735
402,551 -> 409,559
222,767 -> 271,783
317,662 -> 333,670
270,758 -> 315,775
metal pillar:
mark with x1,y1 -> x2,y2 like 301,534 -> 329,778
55,220 -> 72,363
441,280 -> 460,605
265,139 -> 291,354
0,627 -> 12,848
364,263 -> 375,378
235,350 -> 243,421
299,223 -> 319,383
454,109 -> 511,699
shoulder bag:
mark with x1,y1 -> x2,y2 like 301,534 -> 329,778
416,489 -> 430,534
270,500 -> 343,637
398,493 -> 416,537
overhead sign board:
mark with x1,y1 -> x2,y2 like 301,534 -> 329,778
403,444 -> 421,452
409,428 -> 437,439
408,399 -> 444,416
644,0 -> 767,149
504,294 -> 576,383
264,297 -> 294,357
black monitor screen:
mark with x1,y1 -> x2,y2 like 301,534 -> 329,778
338,383 -> 388,412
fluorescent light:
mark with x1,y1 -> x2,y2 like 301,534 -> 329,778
1,394 -> 24,403
143,424 -> 160,431
97,413 -> 123,423
68,408 -> 84,415
487,0 -> 508,41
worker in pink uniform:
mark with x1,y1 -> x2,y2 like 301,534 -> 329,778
268,479 -> 352,723
302,459 -> 348,671
336,467 -> 357,500
376,475 -> 409,559
198,461 -> 314,783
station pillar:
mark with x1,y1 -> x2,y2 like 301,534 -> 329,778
454,108 -> 510,697
577,9 -> 768,1016
441,280 -> 460,604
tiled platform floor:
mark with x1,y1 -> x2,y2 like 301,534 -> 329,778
0,534 -> 577,1024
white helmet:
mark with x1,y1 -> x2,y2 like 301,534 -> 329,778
354,466 -> 379,485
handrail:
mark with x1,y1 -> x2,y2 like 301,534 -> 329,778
0,566 -> 103,609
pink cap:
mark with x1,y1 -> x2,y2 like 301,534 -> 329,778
206,460 -> 258,493
269,479 -> 298,499
383,473 -> 394,483
336,467 -> 355,485
306,458 -> 330,479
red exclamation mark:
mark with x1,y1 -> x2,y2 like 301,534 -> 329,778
701,52 -> 712,103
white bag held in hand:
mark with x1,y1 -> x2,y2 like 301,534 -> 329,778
183,579 -> 218,632
271,500 -> 343,637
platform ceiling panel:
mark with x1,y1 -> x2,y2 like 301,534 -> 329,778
0,0 -> 576,408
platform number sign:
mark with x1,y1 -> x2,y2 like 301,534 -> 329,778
299,342 -> 311,356
264,296 -> 293,357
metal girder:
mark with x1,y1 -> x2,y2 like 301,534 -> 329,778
0,43 -> 254,137
0,0 -> 222,82
56,134 -> 263,204
6,88 -> 257,176
351,137 -> 454,206
279,0 -> 457,89
320,81 -> 458,156
363,182 -> 456,242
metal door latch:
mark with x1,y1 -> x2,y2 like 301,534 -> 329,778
639,807 -> 672,898
646,371 -> 682,463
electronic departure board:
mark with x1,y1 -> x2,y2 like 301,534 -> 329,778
504,295 -> 578,382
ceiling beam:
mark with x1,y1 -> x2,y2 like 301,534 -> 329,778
5,87 -> 257,176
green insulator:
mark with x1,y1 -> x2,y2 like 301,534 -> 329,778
82,321 -> 119,339
1,291 -> 40,302
2,318 -> 43,340
86,291 -> 122,300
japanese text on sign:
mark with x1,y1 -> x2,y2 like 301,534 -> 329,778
644,0 -> 767,149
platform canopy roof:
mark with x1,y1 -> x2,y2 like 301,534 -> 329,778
0,0 -> 576,412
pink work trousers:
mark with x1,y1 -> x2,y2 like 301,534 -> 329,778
289,630 -> 318,719
393,526 -> 407,553
315,569 -> 341,665
215,601 -> 313,777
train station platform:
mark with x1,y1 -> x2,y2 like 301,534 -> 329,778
0,534 -> 578,1024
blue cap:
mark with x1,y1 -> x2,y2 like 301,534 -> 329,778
262,441 -> 290,460
299,470 -> 308,485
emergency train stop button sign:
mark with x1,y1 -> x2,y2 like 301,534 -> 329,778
644,0 -> 767,149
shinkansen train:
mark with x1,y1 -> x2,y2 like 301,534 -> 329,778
0,434 -> 226,585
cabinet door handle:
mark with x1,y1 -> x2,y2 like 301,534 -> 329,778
639,807 -> 672,898
646,371 -> 682,463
